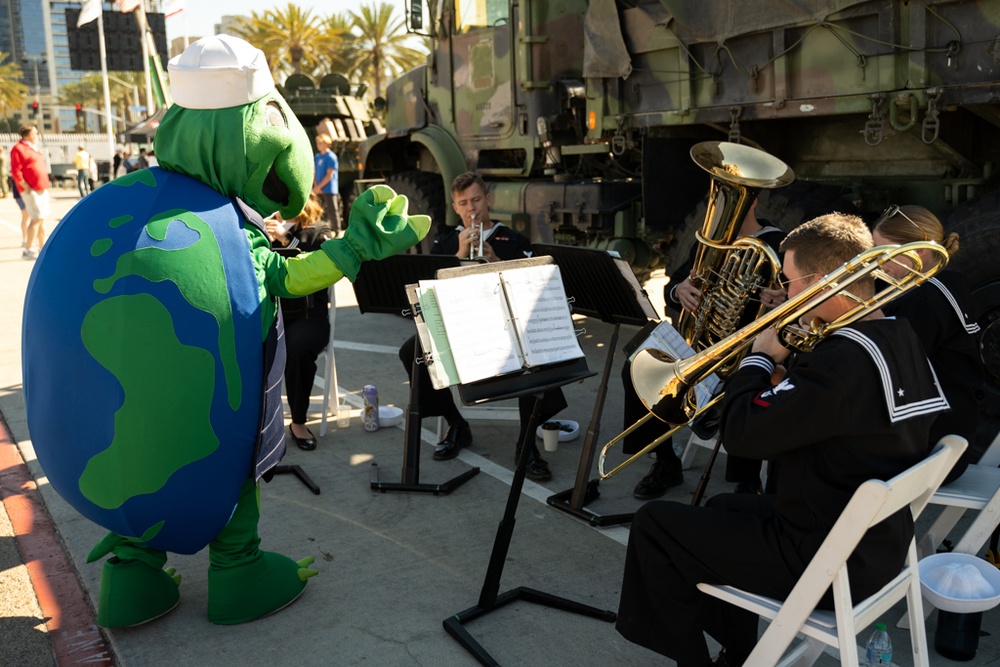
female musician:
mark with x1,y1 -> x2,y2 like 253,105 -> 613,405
873,204 -> 985,482
266,194 -> 333,450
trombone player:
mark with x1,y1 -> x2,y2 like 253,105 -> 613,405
616,213 -> 950,667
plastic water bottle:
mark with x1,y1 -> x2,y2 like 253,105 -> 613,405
362,384 -> 380,432
865,622 -> 892,665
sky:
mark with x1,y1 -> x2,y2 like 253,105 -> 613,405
165,1 -> 365,41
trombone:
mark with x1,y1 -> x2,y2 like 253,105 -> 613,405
597,240 -> 950,480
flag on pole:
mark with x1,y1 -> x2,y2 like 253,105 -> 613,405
163,0 -> 185,18
77,0 -> 102,27
114,0 -> 142,13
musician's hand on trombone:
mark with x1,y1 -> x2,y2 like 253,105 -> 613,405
760,286 -> 788,310
674,273 -> 703,313
752,326 -> 792,364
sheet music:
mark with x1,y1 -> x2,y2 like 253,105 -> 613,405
415,286 -> 461,389
500,264 -> 584,367
423,273 -> 522,384
630,320 -> 721,409
612,257 -> 658,320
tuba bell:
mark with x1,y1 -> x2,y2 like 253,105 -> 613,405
678,142 -> 795,364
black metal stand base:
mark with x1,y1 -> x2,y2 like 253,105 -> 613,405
546,481 -> 633,526
370,462 -> 479,495
272,464 -> 320,495
370,347 -> 481,495
544,324 -> 634,527
443,386 -> 615,666
443,586 -> 616,667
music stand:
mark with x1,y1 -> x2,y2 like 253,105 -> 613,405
273,464 -> 320,494
532,244 -> 657,527
443,357 -> 612,666
354,254 -> 481,494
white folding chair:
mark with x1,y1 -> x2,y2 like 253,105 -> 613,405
696,435 -> 967,667
921,464 -> 1000,557
309,285 -> 339,437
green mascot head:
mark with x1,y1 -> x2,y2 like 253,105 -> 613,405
155,35 -> 312,221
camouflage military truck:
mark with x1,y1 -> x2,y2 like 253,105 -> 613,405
280,72 -> 385,219
362,0 -> 1000,438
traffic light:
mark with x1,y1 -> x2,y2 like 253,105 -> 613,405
75,103 -> 84,122
31,101 -> 38,117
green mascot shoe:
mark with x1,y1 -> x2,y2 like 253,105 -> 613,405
207,552 -> 316,625
207,479 -> 318,624
96,557 -> 181,628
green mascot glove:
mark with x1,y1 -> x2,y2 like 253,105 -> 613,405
321,184 -> 431,281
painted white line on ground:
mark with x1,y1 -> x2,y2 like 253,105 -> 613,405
0,217 -> 21,234
332,341 -> 400,355
332,381 -> 632,546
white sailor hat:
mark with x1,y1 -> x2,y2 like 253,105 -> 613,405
168,35 -> 275,110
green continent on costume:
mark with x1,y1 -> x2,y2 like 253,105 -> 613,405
79,294 -> 218,510
93,210 -> 242,409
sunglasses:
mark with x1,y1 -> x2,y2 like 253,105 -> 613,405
777,272 -> 821,292
878,205 -> 927,241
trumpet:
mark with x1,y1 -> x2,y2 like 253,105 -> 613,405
467,214 -> 488,262
597,240 -> 950,480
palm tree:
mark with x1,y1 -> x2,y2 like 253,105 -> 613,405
233,4 -> 323,81
0,52 -> 28,130
349,2 -> 427,98
313,12 -> 358,81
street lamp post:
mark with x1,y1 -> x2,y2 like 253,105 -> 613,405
21,55 -> 46,123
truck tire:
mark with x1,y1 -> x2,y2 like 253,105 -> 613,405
385,171 -> 446,254
946,192 -> 1000,458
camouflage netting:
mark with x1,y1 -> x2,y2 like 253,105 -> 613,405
583,0 -> 632,79
584,0 -> 871,78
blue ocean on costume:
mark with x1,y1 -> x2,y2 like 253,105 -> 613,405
22,167 -> 264,554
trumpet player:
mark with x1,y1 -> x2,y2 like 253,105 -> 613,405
622,200 -> 787,499
431,171 -> 526,262
399,172 -> 566,480
873,204 -> 985,483
617,213 -> 949,667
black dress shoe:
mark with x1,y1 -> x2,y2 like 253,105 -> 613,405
633,459 -> 683,500
289,426 -> 317,451
734,479 -> 762,494
518,443 -> 551,481
434,422 -> 472,461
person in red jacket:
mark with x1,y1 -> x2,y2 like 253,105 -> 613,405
10,124 -> 50,259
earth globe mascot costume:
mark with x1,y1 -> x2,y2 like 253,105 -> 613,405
21,35 -> 429,627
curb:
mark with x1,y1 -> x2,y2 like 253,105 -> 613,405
0,415 -> 117,667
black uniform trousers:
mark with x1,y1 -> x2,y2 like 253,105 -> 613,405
399,334 -> 566,446
617,493 -> 808,665
283,310 -> 331,424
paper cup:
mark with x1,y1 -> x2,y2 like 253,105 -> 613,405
541,422 -> 560,452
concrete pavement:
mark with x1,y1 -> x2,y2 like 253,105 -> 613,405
1,182 -> 998,666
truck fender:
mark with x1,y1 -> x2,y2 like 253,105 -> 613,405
410,125 -> 467,228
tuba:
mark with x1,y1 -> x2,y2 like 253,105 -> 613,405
678,142 -> 794,363
598,240 -> 950,480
